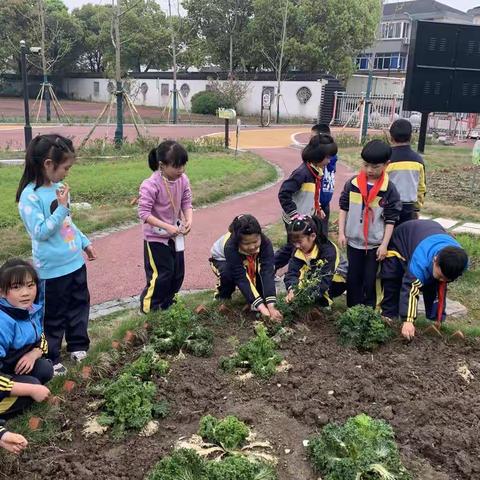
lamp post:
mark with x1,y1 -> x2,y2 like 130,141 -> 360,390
20,40 -> 32,149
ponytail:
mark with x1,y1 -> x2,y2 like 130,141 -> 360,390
147,140 -> 188,172
16,134 -> 74,202
228,214 -> 262,246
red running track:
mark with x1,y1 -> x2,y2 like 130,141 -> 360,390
85,147 -> 353,305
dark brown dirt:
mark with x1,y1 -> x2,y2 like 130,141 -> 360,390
2,312 -> 480,480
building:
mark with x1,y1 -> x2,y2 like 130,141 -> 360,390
356,0 -> 474,75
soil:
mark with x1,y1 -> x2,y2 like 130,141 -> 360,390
2,311 -> 480,480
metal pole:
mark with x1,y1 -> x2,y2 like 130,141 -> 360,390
114,0 -> 123,147
276,0 -> 289,124
20,41 -> 32,149
225,119 -> 229,148
361,68 -> 373,143
418,112 -> 429,153
38,0 -> 51,122
168,0 -> 178,124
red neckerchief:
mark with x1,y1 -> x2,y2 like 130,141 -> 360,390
246,254 -> 258,285
356,170 -> 385,250
436,281 -> 446,327
305,162 -> 323,215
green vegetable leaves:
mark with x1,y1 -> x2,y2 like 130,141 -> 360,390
199,415 -> 250,450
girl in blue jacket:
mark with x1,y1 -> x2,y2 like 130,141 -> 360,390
0,259 -> 52,420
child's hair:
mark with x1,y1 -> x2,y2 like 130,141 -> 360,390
437,246 -> 468,281
311,123 -> 331,135
0,259 -> 39,294
148,140 -> 189,171
390,119 -> 412,143
16,134 -> 75,202
228,214 -> 262,244
302,134 -> 338,164
287,216 -> 327,244
361,139 -> 392,165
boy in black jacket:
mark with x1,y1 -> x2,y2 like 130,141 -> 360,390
275,134 -> 338,270
338,140 -> 402,308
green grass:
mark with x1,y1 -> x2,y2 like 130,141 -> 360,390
0,151 -> 277,262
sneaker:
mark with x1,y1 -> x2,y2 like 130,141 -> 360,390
53,363 -> 67,376
70,351 -> 87,363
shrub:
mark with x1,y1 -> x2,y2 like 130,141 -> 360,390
191,90 -> 233,115
199,415 -> 250,450
206,455 -> 277,480
308,414 -> 412,480
146,449 -> 207,480
122,347 -> 169,380
335,305 -> 393,351
220,324 -> 282,378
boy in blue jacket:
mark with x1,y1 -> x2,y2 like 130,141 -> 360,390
381,220 -> 468,339
0,259 -> 52,419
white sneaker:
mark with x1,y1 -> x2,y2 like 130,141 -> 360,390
70,351 -> 87,362
53,363 -> 67,376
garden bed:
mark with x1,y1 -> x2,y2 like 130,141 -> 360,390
2,304 -> 479,480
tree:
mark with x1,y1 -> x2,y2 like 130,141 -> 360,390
284,0 -> 382,78
183,0 -> 254,74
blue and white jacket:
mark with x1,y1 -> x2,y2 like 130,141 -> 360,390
320,154 -> 338,207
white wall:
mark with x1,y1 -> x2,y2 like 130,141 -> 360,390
346,75 -> 404,96
62,76 -> 327,120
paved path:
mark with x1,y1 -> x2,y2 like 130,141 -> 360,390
85,144 -> 353,305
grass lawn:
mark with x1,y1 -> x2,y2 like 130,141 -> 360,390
0,151 -> 277,263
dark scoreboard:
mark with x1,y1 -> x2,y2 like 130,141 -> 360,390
403,21 -> 480,113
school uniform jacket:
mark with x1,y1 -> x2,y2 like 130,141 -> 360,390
210,233 -> 277,309
278,162 -> 322,223
386,145 -> 426,210
284,239 -> 345,305
0,299 -> 48,412
384,220 -> 465,323
339,174 -> 402,250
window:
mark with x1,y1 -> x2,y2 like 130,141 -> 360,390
373,52 -> 407,71
356,53 -> 372,70
380,21 -> 410,40
161,83 -> 169,96
93,81 -> 99,97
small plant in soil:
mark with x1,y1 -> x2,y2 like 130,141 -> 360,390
307,413 -> 412,480
97,373 -> 167,438
220,324 -> 283,378
198,415 -> 250,450
122,346 -> 170,380
149,298 -> 214,357
335,305 -> 393,351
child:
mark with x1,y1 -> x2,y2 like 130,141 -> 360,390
381,219 -> 468,340
275,134 -> 338,270
0,259 -> 52,421
16,135 -> 95,376
338,140 -> 401,308
311,124 -> 338,232
210,214 -> 283,322
284,216 -> 346,306
138,140 -> 193,313
387,119 -> 426,224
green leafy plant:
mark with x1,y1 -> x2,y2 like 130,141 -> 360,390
206,454 -> 277,480
335,305 -> 393,351
122,347 -> 170,380
150,298 -> 214,357
146,449 -> 208,480
199,415 -> 250,450
308,414 -> 411,480
191,90 -> 234,115
220,324 -> 282,379
98,373 -> 160,437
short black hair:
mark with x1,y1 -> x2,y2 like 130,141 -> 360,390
302,134 -> 337,164
390,119 -> 412,143
361,140 -> 392,165
437,246 -> 468,281
287,215 -> 327,244
148,140 -> 188,171
311,123 -> 331,135
228,214 -> 262,245
0,258 -> 39,294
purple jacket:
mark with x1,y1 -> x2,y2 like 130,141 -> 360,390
138,171 -> 192,244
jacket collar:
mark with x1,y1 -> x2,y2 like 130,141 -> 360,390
0,298 -> 42,321
352,172 -> 389,192
294,244 -> 319,262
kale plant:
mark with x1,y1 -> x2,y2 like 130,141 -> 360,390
198,415 -> 250,450
146,449 -> 208,480
206,454 -> 277,480
122,346 -> 170,380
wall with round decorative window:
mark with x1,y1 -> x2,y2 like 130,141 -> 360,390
296,86 -> 312,104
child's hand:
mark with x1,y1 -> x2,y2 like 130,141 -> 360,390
376,244 -> 388,261
30,384 -> 50,403
318,209 -> 326,220
56,184 -> 70,207
0,432 -> 28,455
268,305 -> 283,323
14,350 -> 40,375
401,321 -> 415,340
165,224 -> 180,236
84,245 -> 97,261
181,220 -> 192,235
258,304 -> 270,317
286,290 -> 295,303
338,233 -> 347,248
